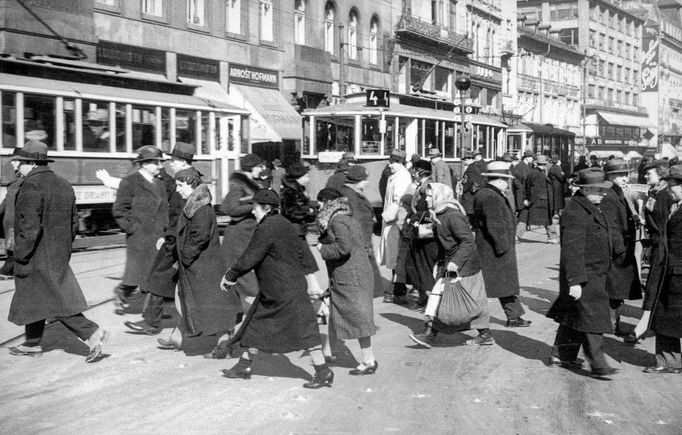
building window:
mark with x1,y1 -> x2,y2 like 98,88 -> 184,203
589,29 -> 597,47
260,0 -> 274,41
324,2 -> 335,54
616,65 -> 622,82
588,84 -> 596,99
558,28 -> 578,45
142,0 -> 163,16
187,0 -> 205,26
549,4 -> 578,20
294,0 -> 305,44
449,0 -> 457,31
369,16 -> 379,65
226,0 -> 241,34
348,9 -> 358,60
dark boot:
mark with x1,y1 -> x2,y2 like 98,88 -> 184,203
409,321 -> 438,348
221,357 -> 253,379
303,364 -> 334,389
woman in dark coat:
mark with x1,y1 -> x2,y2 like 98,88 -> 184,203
520,156 -> 557,243
280,161 -> 317,239
635,166 -> 682,373
316,189 -> 377,375
546,168 -> 617,377
159,170 -> 242,355
221,189 -> 333,389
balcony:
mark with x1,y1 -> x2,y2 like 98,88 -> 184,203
396,13 -> 473,54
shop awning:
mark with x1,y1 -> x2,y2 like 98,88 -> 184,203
596,111 -> 652,128
588,150 -> 625,159
228,84 -> 302,142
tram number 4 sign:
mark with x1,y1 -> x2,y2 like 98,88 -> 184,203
366,89 -> 390,107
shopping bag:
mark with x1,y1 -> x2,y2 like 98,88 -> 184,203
436,277 -> 483,326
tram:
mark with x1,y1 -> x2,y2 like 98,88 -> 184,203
0,55 -> 248,232
505,121 -> 576,172
301,93 -> 508,205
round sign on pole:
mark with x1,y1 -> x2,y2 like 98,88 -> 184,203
464,106 -> 474,114
453,106 -> 461,114
465,121 -> 473,130
464,114 -> 473,122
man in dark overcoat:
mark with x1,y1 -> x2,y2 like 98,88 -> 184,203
546,168 -> 618,378
548,155 -> 566,217
511,150 -> 533,238
518,155 -> 558,243
461,151 -> 486,218
635,165 -> 682,374
0,148 -> 23,276
112,145 -> 169,315
472,161 -> 531,328
601,159 -> 642,337
125,142 -> 198,334
7,141 -> 108,362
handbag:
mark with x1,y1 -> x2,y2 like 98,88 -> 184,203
436,276 -> 483,326
414,212 -> 434,240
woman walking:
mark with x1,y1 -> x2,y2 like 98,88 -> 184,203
316,189 -> 378,375
221,189 -> 332,389
159,169 -> 241,355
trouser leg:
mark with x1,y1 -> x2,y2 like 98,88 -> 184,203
551,324 -> 582,362
545,225 -> 558,241
609,299 -> 623,332
0,250 -> 15,275
25,320 -> 46,346
142,292 -> 165,327
57,313 -> 99,341
582,332 -> 608,371
515,221 -> 526,238
655,333 -> 682,369
498,295 -> 525,320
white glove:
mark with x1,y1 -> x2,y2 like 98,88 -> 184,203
156,237 -> 165,251
220,275 -> 237,291
568,285 -> 582,300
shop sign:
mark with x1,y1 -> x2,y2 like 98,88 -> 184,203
641,26 -> 660,92
228,63 -> 279,89
97,41 -> 166,73
177,54 -> 220,81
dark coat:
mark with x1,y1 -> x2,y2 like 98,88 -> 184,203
224,213 -> 321,353
461,161 -> 486,214
339,185 -> 374,247
219,172 -> 261,298
407,183 -> 439,293
600,185 -> 642,300
280,177 -> 317,238
379,163 -> 391,203
522,167 -> 553,226
644,185 -> 674,297
433,206 -> 481,278
573,162 -> 589,173
511,161 -> 531,211
9,167 -> 88,325
430,159 -> 453,190
0,174 -> 23,244
142,168 -> 187,298
176,185 -> 241,344
546,194 -> 612,334
270,166 -> 286,194
548,164 -> 566,213
643,197 -> 682,338
113,171 -> 169,287
471,184 -> 520,298
319,214 -> 376,339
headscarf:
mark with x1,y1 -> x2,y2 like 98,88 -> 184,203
427,182 -> 466,223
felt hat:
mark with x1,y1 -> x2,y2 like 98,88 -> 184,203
410,153 -> 421,164
428,148 -> 442,158
286,161 -> 309,178
663,164 -> 682,182
12,140 -> 54,162
413,159 -> 432,176
576,168 -> 613,189
170,142 -> 195,161
345,165 -> 368,183
501,153 -> 513,162
317,188 -> 342,202
643,159 -> 669,172
173,167 -> 202,185
603,159 -> 629,174
253,188 -> 280,206
535,155 -> 549,165
482,161 -> 515,179
522,150 -> 534,158
389,149 -> 407,164
272,158 -> 282,166
132,145 -> 164,163
240,154 -> 262,171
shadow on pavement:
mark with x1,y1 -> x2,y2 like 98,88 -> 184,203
603,335 -> 653,368
250,353 -> 315,380
488,326 -> 554,363
379,312 -> 424,333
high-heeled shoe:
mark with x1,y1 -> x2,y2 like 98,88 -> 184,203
303,367 -> 334,389
349,360 -> 378,376
221,358 -> 252,379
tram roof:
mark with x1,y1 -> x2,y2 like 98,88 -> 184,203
302,101 -> 507,128
506,122 -> 575,137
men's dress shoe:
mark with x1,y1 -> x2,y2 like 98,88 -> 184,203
506,318 -> 532,328
9,345 -> 43,357
590,367 -> 618,378
643,365 -> 682,374
409,331 -> 435,348
157,337 -> 182,351
86,329 -> 109,363
546,356 -> 582,369
124,320 -> 161,335
222,358 -> 253,379
349,361 -> 378,376
382,293 -> 394,303
392,295 -> 409,306
465,334 -> 495,346
303,368 -> 334,389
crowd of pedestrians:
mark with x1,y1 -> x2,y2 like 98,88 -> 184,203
4,139 -> 682,385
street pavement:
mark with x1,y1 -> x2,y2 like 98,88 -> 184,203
0,228 -> 681,434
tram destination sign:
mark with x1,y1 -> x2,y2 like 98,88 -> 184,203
97,41 -> 166,73
228,63 -> 279,89
366,89 -> 390,107
177,54 -> 220,81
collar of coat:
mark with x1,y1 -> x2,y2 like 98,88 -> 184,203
230,171 -> 262,194
23,165 -> 52,180
572,192 -> 607,224
183,184 -> 212,218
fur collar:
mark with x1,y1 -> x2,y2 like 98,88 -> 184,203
183,184 -> 212,218
230,171 -> 262,194
317,197 -> 350,232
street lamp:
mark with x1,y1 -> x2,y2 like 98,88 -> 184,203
455,75 -> 471,159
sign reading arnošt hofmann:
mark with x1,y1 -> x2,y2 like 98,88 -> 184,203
641,25 -> 659,92
228,63 -> 279,89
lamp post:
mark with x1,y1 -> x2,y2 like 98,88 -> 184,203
455,74 -> 471,159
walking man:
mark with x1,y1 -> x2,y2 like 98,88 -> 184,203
7,141 -> 108,362
428,148 -> 452,190
0,148 -> 24,276
512,151 -> 533,239
518,155 -> 558,243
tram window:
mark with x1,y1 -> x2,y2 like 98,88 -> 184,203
115,104 -> 126,152
444,122 -> 455,159
1,92 -> 17,148
425,119 -> 438,156
161,108 -> 172,153
383,116 -> 396,156
314,117 -> 353,153
302,118 -> 310,155
82,101 -> 110,152
361,116 -> 380,155
62,99 -> 77,151
24,94 -> 56,149
132,105 -> 157,149
200,113 -> 210,154
176,110 -> 197,148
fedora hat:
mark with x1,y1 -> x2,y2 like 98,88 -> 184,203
170,142 -> 195,161
389,149 -> 407,164
603,159 -> 629,174
522,150 -> 534,158
535,155 -> 549,165
132,145 -> 164,163
12,140 -> 54,162
428,148 -> 442,158
482,161 -> 515,179
345,165 -> 368,183
410,153 -> 421,163
253,188 -> 280,206
501,152 -> 513,162
576,168 -> 613,189
664,164 -> 682,182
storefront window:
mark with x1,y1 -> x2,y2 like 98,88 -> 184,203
2,92 -> 17,149
314,116 -> 354,153
201,112 -> 211,154
176,109 -> 197,148
424,119 -> 439,156
82,100 -> 110,152
131,105 -> 157,149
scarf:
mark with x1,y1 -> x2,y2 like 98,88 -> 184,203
317,197 -> 351,232
183,184 -> 212,218
428,182 -> 466,224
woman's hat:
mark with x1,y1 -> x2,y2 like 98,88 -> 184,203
11,140 -> 54,162
317,188 -> 342,202
272,158 -> 282,166
410,153 -> 421,164
663,165 -> 682,181
132,145 -> 164,163
389,149 -> 407,164
482,161 -> 514,179
240,153 -> 262,171
253,189 -> 280,206
345,165 -> 368,183
170,142 -> 195,161
413,159 -> 432,176
174,167 -> 202,184
575,168 -> 613,189
286,161 -> 309,178
603,159 -> 629,174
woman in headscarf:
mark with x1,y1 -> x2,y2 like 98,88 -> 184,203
315,189 -> 378,375
158,169 -> 241,355
409,183 -> 493,348
220,189 -> 333,389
